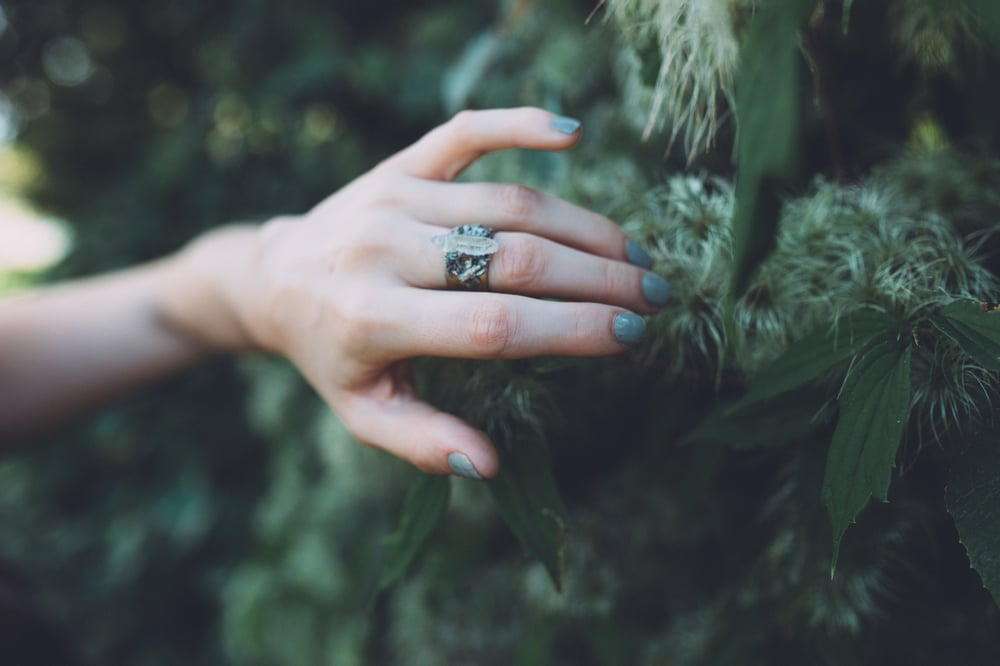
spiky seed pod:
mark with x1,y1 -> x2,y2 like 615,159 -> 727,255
887,0 -> 980,75
608,0 -> 752,160
625,156 -> 1000,450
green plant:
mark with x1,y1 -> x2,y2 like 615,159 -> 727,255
6,0 -> 1000,664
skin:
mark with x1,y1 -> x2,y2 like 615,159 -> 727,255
0,107 -> 663,479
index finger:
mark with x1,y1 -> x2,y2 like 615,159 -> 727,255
380,107 -> 583,181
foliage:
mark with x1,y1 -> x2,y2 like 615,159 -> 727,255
728,0 -> 814,294
377,474 -> 451,596
822,338 -> 912,572
947,429 -> 1000,608
607,0 -> 749,157
4,0 -> 1000,664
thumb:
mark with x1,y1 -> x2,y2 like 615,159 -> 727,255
342,391 -> 500,480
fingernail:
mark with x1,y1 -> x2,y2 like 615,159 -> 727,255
550,115 -> 582,135
626,240 -> 653,269
613,313 -> 646,345
643,273 -> 672,308
448,452 -> 483,481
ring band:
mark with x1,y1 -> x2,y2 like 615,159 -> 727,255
433,224 -> 498,290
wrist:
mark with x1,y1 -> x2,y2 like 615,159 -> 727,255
161,224 -> 267,354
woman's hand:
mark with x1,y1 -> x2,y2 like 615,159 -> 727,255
166,107 -> 670,480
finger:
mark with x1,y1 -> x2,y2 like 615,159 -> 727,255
381,107 -> 583,181
383,290 -> 647,359
407,230 -> 669,314
343,389 -> 500,479
402,180 -> 639,263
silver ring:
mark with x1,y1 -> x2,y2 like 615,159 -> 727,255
432,224 -> 498,290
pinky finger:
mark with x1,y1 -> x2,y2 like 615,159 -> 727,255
342,389 -> 500,480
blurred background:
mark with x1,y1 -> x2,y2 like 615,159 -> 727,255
5,1 -> 1000,665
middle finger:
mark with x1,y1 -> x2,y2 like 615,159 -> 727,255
405,227 -> 671,314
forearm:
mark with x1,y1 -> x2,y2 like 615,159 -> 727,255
0,225 -> 260,442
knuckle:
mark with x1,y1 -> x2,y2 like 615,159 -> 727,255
328,233 -> 373,271
331,215 -> 398,269
469,301 -> 518,355
449,110 -> 477,136
569,305 -> 606,353
496,237 -> 546,290
364,174 -> 405,209
498,184 -> 541,221
333,295 -> 377,353
580,306 -> 605,345
600,260 -> 635,301
258,215 -> 297,244
339,171 -> 400,210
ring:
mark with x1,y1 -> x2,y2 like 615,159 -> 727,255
432,224 -> 498,290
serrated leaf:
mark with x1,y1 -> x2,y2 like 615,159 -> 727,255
946,430 -> 1000,607
731,309 -> 894,411
489,433 -> 568,591
932,300 -> 1000,370
730,0 -> 815,295
377,474 -> 450,593
822,340 -> 911,575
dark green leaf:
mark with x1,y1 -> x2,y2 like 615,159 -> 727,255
489,434 -> 568,591
946,430 -> 1000,606
731,309 -> 894,411
955,0 -> 1000,48
932,300 -> 1000,370
730,0 -> 816,295
686,386 -> 832,450
822,340 -> 912,574
377,474 -> 451,593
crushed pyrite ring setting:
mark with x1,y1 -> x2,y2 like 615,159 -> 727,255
432,224 -> 498,290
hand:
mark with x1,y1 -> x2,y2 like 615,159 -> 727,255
167,108 -> 670,479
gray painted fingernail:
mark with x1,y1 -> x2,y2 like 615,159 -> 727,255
550,115 -> 582,135
626,240 -> 653,269
448,452 -> 483,481
643,273 -> 672,308
613,313 -> 646,345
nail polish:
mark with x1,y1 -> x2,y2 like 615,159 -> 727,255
448,452 -> 483,481
642,274 -> 672,307
550,115 -> 582,135
626,240 -> 654,269
613,313 -> 646,345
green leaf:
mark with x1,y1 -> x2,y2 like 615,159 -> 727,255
822,340 -> 912,575
946,430 -> 1000,607
732,309 -> 894,411
686,386 -> 832,450
377,474 -> 450,593
932,300 -> 1000,370
489,433 -> 568,591
730,0 -> 816,295
955,0 -> 1000,48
